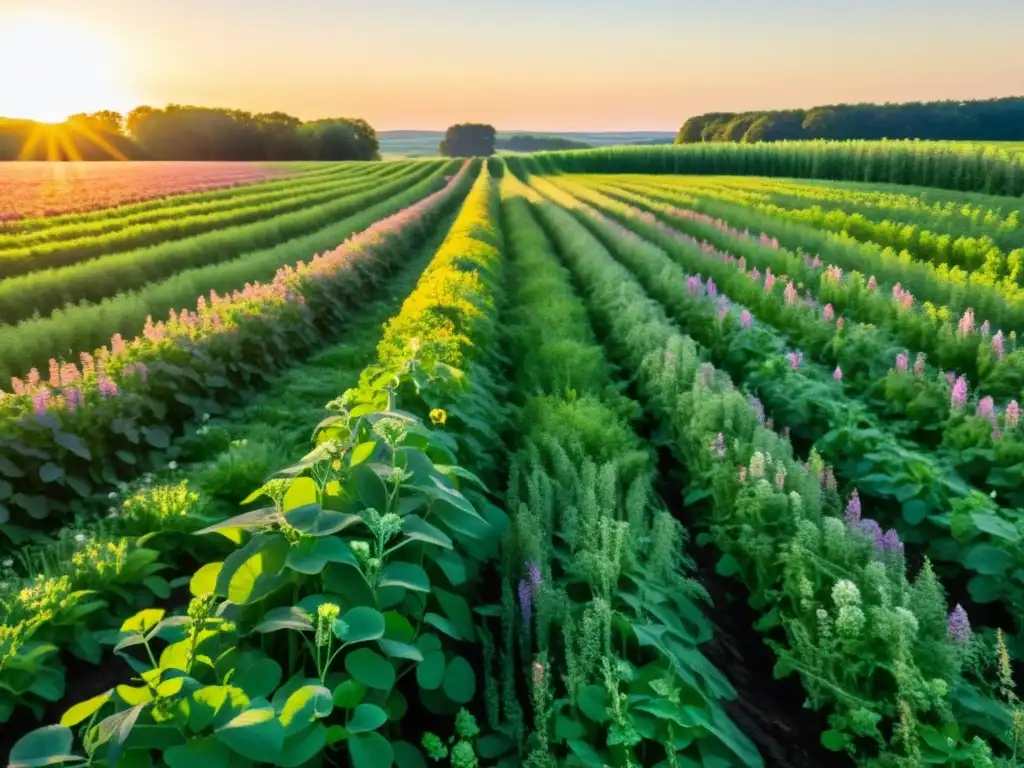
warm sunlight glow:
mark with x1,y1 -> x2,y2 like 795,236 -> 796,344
0,18 -> 132,123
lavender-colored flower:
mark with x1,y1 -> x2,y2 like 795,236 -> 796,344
526,560 -> 542,592
993,331 -> 1005,360
837,317 -> 845,330
857,518 -> 884,548
947,604 -> 972,643
946,371 -> 957,385
518,579 -> 532,627
685,275 -> 702,296
881,528 -> 904,553
65,387 -> 83,412
32,389 -> 50,416
833,366 -> 842,381
895,353 -> 909,372
748,396 -> 765,425
867,275 -> 878,291
764,269 -> 776,292
750,267 -> 761,282
787,350 -> 802,370
845,490 -> 862,527
1007,400 -> 1020,429
706,278 -> 717,298
740,310 -> 752,328
811,256 -> 822,268
977,396 -> 995,418
98,377 -> 118,398
823,303 -> 835,322
951,375 -> 968,409
980,320 -> 991,337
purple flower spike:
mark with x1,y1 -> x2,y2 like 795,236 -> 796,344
526,560 -> 542,592
947,604 -> 972,643
881,528 -> 903,553
857,518 -> 884,548
518,579 -> 532,627
740,310 -> 752,329
845,490 -> 862,527
993,331 -> 1005,360
895,353 -> 909,373
951,376 -> 968,409
1007,401 -> 1021,429
833,366 -> 842,381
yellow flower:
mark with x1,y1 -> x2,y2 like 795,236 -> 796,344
429,408 -> 447,427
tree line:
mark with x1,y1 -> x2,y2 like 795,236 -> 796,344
0,105 -> 380,161
676,96 -> 1024,144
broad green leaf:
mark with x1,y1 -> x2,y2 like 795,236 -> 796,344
252,606 -> 314,634
964,543 -> 1014,576
228,552 -> 287,605
120,608 -> 165,635
422,613 -> 462,640
287,537 -> 359,574
821,729 -> 849,751
116,685 -> 153,707
350,442 -> 376,466
441,655 -> 475,703
354,463 -> 389,511
164,737 -> 232,768
279,724 -> 327,768
285,505 -> 362,537
60,690 -> 112,727
279,685 -> 333,737
378,639 -> 423,662
333,679 -> 367,709
577,684 -> 609,724
392,740 -> 428,768
401,515 -> 453,549
433,588 -> 474,639
338,606 -> 386,644
283,477 -> 318,511
347,704 -> 388,734
383,611 -> 416,642
345,648 -> 395,690
970,511 -> 1021,543
8,725 -> 81,768
379,562 -> 430,592
235,658 -> 283,700
416,651 -> 445,691
214,707 -> 284,762
349,731 -> 394,768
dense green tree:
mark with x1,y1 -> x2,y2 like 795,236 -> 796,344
497,134 -> 592,151
676,96 -> 1024,143
439,123 -> 496,157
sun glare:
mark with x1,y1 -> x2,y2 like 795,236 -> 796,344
0,18 -> 132,124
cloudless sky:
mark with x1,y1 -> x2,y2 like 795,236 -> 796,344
1,0 -> 1023,130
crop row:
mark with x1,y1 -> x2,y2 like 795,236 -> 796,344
0,161 -> 457,384
521,172 -> 1018,765
618,174 -> 1024,292
0,161 -> 296,223
0,161 -> 439,325
541,177 -> 1024,636
0,162 -> 473,538
6,162 -> 509,768
506,140 -> 1024,196
0,162 -> 399,277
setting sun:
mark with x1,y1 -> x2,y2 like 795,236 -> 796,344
0,17 -> 132,123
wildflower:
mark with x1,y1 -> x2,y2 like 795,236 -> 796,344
429,408 -> 447,426
867,275 -> 878,291
881,529 -> 904,553
811,256 -> 822,268
1007,401 -> 1020,429
685,275 -> 702,295
740,310 -> 752,329
787,350 -> 802,370
895,353 -> 909,372
532,661 -> 545,691
98,377 -> 118,398
993,331 -> 1005,360
711,432 -> 725,457
951,376 -> 968,409
316,602 -> 341,647
748,396 -> 765,424
833,366 -> 842,381
526,560 -> 541,592
32,390 -> 50,416
914,352 -> 926,376
958,308 -> 975,336
750,267 -> 761,282
832,579 -> 861,608
74,534 -> 87,545
947,604 -> 972,644
977,397 -> 995,418
775,467 -> 786,490
823,303 -> 835,322
783,281 -> 797,306
822,467 -> 837,491
749,452 -> 766,479
706,278 -> 717,298
845,490 -> 862,527
738,466 -> 747,482
518,580 -> 533,627
764,269 -> 776,292
980,320 -> 991,337
857,518 -> 884,548
837,317 -> 846,329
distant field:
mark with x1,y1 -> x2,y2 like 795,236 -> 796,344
377,129 -> 675,156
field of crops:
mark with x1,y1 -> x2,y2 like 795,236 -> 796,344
3,142 -> 1024,768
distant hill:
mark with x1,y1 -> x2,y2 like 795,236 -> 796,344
378,129 -> 675,156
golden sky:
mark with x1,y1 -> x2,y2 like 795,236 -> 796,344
1,0 -> 1022,130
